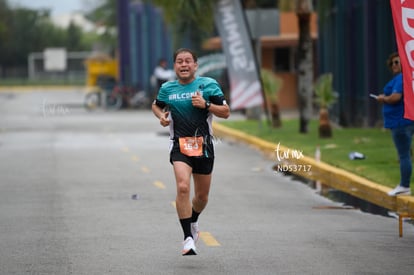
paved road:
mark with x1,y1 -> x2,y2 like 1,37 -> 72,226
0,88 -> 413,275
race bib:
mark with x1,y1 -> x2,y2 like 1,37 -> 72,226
179,136 -> 204,157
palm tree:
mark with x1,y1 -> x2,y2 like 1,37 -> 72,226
85,0 -> 118,51
296,0 -> 314,134
277,0 -> 295,10
279,0 -> 314,134
150,0 -> 217,52
261,68 -> 282,127
314,73 -> 337,138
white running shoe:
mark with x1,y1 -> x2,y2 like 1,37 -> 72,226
182,237 -> 197,256
388,185 -> 411,196
191,222 -> 200,243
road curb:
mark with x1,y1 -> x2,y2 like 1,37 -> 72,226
212,122 -> 414,217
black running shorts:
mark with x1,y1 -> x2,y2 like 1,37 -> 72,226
169,140 -> 214,175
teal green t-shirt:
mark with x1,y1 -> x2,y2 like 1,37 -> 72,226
156,76 -> 226,139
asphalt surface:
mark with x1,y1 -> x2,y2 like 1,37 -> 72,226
0,88 -> 413,275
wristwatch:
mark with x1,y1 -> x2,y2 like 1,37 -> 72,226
205,101 -> 211,109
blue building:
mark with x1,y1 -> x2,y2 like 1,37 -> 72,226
317,0 -> 396,127
117,0 -> 174,95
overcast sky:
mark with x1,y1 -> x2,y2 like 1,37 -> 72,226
8,0 -> 99,15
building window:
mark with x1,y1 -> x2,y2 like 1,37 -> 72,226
274,47 -> 295,72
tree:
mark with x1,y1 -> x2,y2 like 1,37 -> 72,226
261,68 -> 282,127
296,0 -> 314,134
0,0 -> 11,66
85,0 -> 117,52
277,0 -> 295,10
0,1 -> 104,78
150,0 -> 217,52
314,73 -> 337,138
6,8 -> 66,66
66,21 -> 83,51
279,0 -> 314,134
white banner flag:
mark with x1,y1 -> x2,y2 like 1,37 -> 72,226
214,0 -> 264,110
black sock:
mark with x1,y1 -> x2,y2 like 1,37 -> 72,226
179,217 -> 193,240
191,208 -> 200,223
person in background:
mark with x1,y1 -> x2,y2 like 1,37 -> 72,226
153,58 -> 175,90
375,52 -> 414,196
152,48 -> 230,255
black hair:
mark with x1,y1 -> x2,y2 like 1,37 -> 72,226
173,48 -> 198,63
